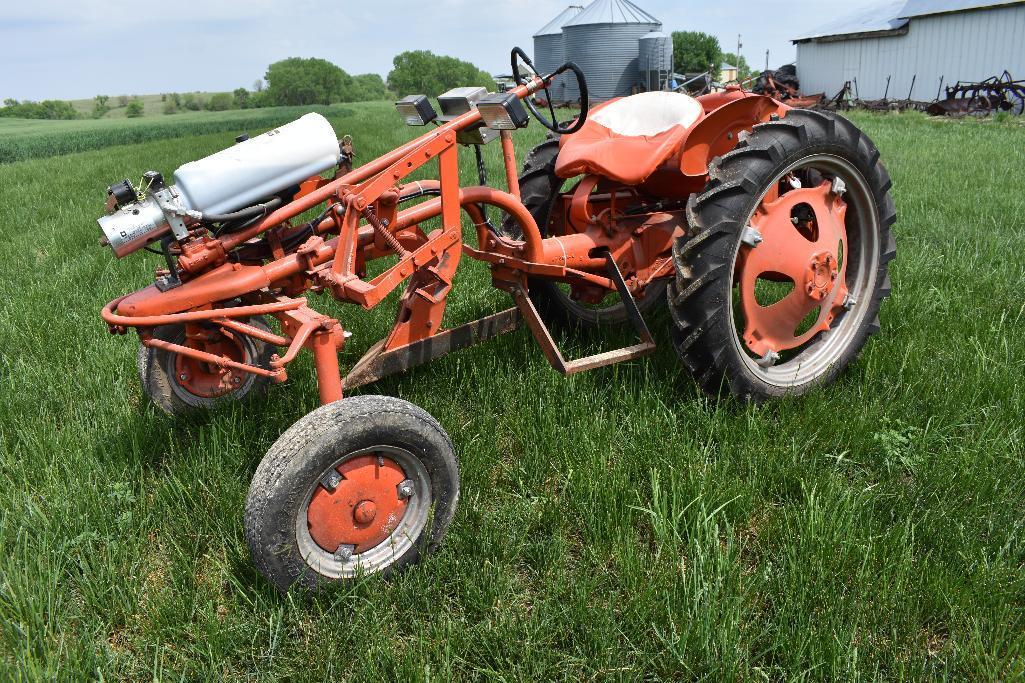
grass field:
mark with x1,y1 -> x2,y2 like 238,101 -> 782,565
0,105 -> 354,164
0,101 -> 1023,679
67,93 -> 226,120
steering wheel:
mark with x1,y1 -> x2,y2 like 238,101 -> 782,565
511,47 -> 589,135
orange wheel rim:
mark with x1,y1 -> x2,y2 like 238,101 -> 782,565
737,180 -> 850,359
173,332 -> 247,398
306,454 -> 410,553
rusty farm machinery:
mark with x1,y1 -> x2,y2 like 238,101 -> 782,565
97,47 -> 896,591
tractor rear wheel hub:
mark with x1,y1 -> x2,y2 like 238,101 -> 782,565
804,252 -> 838,301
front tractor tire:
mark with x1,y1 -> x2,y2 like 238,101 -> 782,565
137,317 -> 276,415
244,396 -> 460,593
669,109 -> 896,402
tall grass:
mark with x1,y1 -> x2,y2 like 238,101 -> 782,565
0,103 -> 1022,679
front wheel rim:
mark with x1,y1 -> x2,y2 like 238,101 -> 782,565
296,445 -> 432,579
729,154 -> 880,388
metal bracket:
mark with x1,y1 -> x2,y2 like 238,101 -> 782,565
343,307 -> 522,388
512,250 -> 656,375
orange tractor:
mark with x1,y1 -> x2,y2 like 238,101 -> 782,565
99,48 -> 895,591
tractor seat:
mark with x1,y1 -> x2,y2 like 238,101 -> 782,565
555,91 -> 705,186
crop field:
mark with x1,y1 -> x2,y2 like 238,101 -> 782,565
0,102 -> 1023,679
0,105 -> 354,164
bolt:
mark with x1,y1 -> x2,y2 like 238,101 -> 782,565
831,177 -> 847,196
353,500 -> 377,525
376,455 -> 385,467
397,479 -> 415,500
843,294 -> 857,310
757,350 -> 781,368
787,175 -> 802,190
178,373 -> 188,382
232,376 -> 242,385
321,471 -> 342,492
740,225 -> 763,247
334,544 -> 355,562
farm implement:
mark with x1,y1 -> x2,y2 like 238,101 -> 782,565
98,48 -> 895,591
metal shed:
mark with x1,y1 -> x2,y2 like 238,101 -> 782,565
793,0 -> 1025,100
562,0 -> 662,102
533,5 -> 585,104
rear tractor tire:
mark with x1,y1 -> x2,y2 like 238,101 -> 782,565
137,317 -> 276,415
244,396 -> 460,592
502,138 -> 667,330
668,109 -> 896,402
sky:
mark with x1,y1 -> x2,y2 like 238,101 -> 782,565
0,0 -> 864,101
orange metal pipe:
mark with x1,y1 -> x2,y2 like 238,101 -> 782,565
500,131 -> 521,199
143,337 -> 280,378
219,80 -> 542,251
310,330 -> 343,404
103,296 -> 306,328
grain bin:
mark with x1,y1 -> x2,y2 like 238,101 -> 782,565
638,31 -> 673,91
533,5 -> 584,104
562,0 -> 661,103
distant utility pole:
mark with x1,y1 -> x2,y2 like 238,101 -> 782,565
737,34 -> 743,66
766,50 -> 770,71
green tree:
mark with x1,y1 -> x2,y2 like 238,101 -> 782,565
264,57 -> 351,106
125,100 -> 144,117
91,95 -> 110,119
117,95 -> 129,107
183,93 -> 203,111
0,99 -> 80,120
162,99 -> 179,115
206,92 -> 234,111
672,31 -> 722,75
720,52 -> 752,81
387,50 -> 496,97
233,87 -> 251,109
346,73 -> 391,102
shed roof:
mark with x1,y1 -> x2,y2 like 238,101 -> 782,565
899,0 -> 1020,17
793,0 -> 1021,42
563,0 -> 660,27
534,5 -> 584,37
793,0 -> 908,41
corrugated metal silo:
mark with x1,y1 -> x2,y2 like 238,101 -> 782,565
562,0 -> 662,103
638,31 -> 673,91
533,5 -> 584,105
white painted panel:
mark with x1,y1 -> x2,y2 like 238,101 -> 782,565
796,3 -> 1025,100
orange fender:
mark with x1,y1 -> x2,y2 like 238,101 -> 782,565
679,95 -> 789,177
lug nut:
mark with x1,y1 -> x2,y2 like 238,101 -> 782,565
740,225 -> 763,247
334,544 -> 355,562
321,471 -> 342,492
397,479 -> 415,499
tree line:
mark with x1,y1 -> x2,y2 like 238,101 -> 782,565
672,31 -> 754,81
1,50 -> 496,121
